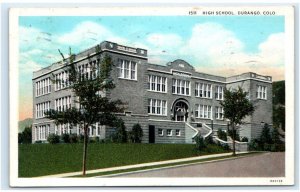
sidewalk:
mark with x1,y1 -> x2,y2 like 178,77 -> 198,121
37,151 -> 250,178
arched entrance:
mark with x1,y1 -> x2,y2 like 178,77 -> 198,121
172,100 -> 189,122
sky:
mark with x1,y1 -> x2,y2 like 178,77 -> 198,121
19,16 -> 285,120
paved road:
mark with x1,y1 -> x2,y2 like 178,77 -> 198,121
111,152 -> 285,177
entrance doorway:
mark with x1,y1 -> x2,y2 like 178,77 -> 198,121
149,125 -> 155,143
174,101 -> 188,122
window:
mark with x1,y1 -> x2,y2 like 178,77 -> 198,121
175,129 -> 180,136
215,106 -> 224,120
158,129 -> 163,136
36,78 -> 51,96
35,124 -> 50,141
148,75 -> 167,93
195,104 -> 212,119
215,86 -> 224,100
117,59 -> 137,80
36,101 -> 50,118
195,83 -> 212,98
256,85 -> 267,99
172,79 -> 190,96
167,129 -> 172,136
148,99 -> 167,115
55,96 -> 72,112
55,70 -> 71,91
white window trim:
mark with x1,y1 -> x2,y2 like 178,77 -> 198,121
172,79 -> 191,96
117,59 -> 137,81
195,104 -> 212,119
167,129 -> 173,136
36,77 -> 51,97
175,129 -> 181,136
195,83 -> 212,99
148,75 -> 167,93
158,129 -> 164,136
215,85 -> 224,100
215,106 -> 224,120
148,99 -> 167,116
257,85 -> 267,100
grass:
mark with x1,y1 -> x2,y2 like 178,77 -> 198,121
73,152 -> 258,177
19,143 -> 230,177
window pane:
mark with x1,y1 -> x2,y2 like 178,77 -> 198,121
131,62 -> 136,79
124,60 -> 130,78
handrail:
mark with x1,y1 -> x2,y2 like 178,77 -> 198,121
213,136 -> 231,144
213,136 -> 248,144
185,122 -> 199,139
202,123 -> 213,138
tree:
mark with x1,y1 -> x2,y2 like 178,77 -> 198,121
115,120 -> 128,143
260,123 -> 272,144
129,123 -> 143,143
45,48 -> 124,175
272,81 -> 285,132
18,126 -> 32,144
220,87 -> 254,156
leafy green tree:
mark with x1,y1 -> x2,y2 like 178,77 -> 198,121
217,129 -> 227,141
129,123 -> 143,143
45,48 -> 124,175
115,120 -> 128,143
272,81 -> 285,131
195,135 -> 206,150
18,126 -> 32,144
220,87 -> 254,156
260,123 -> 272,146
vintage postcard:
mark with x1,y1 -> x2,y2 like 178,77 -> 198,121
9,6 -> 294,187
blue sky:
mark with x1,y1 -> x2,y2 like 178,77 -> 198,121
18,16 -> 285,120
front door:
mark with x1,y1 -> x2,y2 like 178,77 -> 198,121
149,125 -> 155,143
174,101 -> 188,122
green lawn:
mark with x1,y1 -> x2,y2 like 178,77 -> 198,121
19,143 -> 229,177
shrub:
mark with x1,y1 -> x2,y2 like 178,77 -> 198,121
115,120 -> 128,143
217,129 -> 227,141
260,123 -> 272,144
222,143 -> 230,151
204,135 -> 214,145
78,134 -> 84,143
89,136 -> 100,143
35,140 -> 42,144
61,134 -> 70,143
129,123 -> 143,143
18,133 -> 23,144
195,135 -> 206,150
248,139 -> 260,151
69,134 -> 78,143
241,137 -> 249,142
47,134 -> 60,144
19,127 -> 32,144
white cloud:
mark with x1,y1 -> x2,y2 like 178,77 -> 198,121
57,21 -> 127,50
180,22 -> 244,66
147,33 -> 183,48
258,33 -> 284,67
20,60 -> 42,73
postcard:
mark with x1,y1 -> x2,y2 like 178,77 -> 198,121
9,6 -> 294,187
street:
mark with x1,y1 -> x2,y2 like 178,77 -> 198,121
110,152 -> 285,177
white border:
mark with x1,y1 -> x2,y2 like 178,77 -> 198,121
9,6 -> 295,187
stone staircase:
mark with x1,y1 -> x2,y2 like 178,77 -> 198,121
185,122 -> 213,143
186,123 -> 249,151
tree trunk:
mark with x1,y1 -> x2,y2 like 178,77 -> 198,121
232,124 -> 236,156
82,125 -> 88,176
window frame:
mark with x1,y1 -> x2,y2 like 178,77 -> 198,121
158,128 -> 164,136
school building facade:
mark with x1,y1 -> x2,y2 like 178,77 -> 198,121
32,41 -> 273,144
